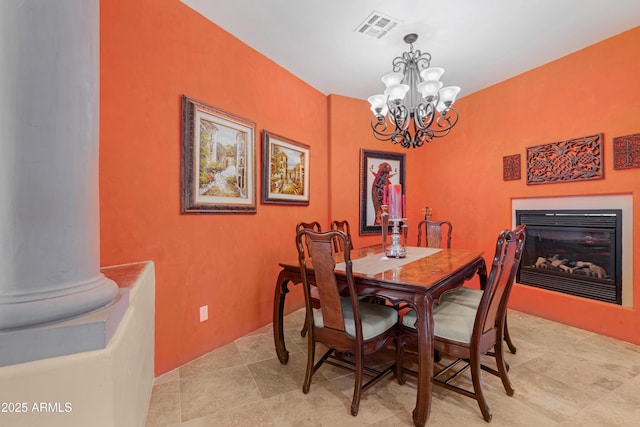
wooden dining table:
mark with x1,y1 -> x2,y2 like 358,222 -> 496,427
272,244 -> 487,427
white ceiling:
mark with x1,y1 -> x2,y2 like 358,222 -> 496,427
180,0 -> 640,101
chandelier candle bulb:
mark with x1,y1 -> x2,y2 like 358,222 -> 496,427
388,184 -> 403,220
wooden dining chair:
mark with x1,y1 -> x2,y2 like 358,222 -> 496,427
417,219 -> 453,248
330,219 -> 351,252
296,229 -> 399,416
297,221 -> 322,338
433,217 -> 516,354
419,217 -> 517,354
397,225 -> 526,422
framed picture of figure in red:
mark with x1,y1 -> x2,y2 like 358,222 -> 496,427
359,149 -> 406,235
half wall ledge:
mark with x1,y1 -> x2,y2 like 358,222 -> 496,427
0,261 -> 155,427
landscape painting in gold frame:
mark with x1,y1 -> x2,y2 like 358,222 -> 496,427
181,95 -> 256,214
261,131 -> 310,205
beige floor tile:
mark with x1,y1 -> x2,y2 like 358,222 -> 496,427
247,351 -> 329,399
235,332 -> 282,364
179,365 -> 262,422
174,401 -> 276,427
146,380 -> 181,427
145,308 -> 640,427
178,341 -> 244,379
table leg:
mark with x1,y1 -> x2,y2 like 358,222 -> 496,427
411,294 -> 434,427
477,258 -> 488,289
273,269 -> 291,365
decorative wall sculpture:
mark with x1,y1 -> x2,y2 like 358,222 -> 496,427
503,154 -> 521,181
526,134 -> 603,185
613,132 -> 640,170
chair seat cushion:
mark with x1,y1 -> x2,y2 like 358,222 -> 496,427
402,301 -> 477,344
313,299 -> 398,340
440,287 -> 483,308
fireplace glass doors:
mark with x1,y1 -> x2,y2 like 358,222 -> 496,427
516,210 -> 622,304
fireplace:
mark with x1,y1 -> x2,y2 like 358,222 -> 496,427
516,209 -> 622,304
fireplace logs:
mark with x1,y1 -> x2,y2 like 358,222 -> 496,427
532,255 -> 608,278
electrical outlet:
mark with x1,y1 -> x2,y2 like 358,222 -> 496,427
199,305 -> 208,322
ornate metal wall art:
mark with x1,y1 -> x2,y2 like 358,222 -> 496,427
613,132 -> 640,170
526,134 -> 603,185
503,154 -> 521,181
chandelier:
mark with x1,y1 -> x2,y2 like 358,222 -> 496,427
368,33 -> 460,149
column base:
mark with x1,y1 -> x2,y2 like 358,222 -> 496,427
0,274 -> 119,330
0,285 -> 128,367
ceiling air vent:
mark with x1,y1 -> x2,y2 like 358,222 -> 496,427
355,11 -> 400,39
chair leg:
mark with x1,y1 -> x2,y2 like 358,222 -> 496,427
300,312 -> 308,337
470,354 -> 492,422
495,334 -> 515,396
350,346 -> 364,416
303,332 -> 315,394
504,315 -> 517,354
395,334 -> 407,385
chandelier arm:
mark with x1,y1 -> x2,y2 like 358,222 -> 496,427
388,104 -> 410,131
412,121 -> 435,148
429,108 -> 460,137
411,49 -> 432,71
392,56 -> 408,73
392,128 -> 413,149
371,114 -> 412,149
371,116 -> 414,149
414,102 -> 436,131
371,115 -> 402,142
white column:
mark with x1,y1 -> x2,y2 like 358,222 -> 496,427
0,0 -> 117,330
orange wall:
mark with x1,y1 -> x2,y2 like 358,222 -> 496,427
100,0 -> 640,376
408,27 -> 640,344
100,0 -> 328,375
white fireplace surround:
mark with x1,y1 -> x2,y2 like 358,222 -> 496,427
512,194 -> 633,307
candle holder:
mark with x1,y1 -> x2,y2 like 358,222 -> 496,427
381,205 -> 389,256
381,205 -> 408,258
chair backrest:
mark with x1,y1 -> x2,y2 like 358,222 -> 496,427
475,225 -> 526,342
417,220 -> 453,248
297,221 -> 322,233
297,221 -> 322,257
330,220 -> 352,252
295,229 -> 362,341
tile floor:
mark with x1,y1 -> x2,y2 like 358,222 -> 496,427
146,308 -> 640,426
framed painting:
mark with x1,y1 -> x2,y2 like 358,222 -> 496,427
261,131 -> 310,205
359,149 -> 406,235
181,95 -> 256,214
